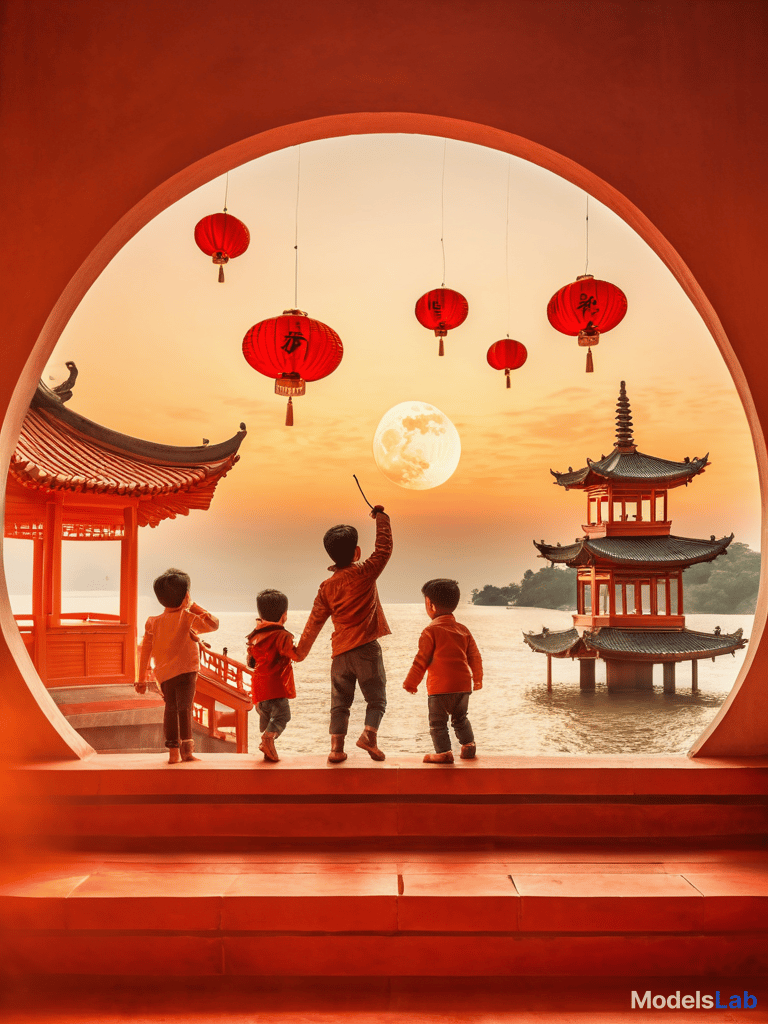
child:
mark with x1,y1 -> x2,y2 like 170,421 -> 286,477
246,588 -> 301,763
135,568 -> 219,764
296,505 -> 392,764
403,578 -> 482,764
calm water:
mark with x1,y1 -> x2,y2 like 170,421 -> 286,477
200,604 -> 752,757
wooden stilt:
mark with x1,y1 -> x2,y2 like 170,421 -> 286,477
547,655 -> 552,692
579,659 -> 596,690
663,662 -> 676,694
692,659 -> 699,694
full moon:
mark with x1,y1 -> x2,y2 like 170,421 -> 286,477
372,401 -> 461,490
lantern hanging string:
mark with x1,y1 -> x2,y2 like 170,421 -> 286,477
294,145 -> 302,308
223,171 -> 229,214
584,194 -> 589,277
353,474 -> 374,510
440,138 -> 447,287
505,155 -> 512,338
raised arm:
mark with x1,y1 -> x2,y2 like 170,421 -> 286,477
295,589 -> 332,661
189,602 -> 219,634
403,628 -> 436,693
359,511 -> 392,579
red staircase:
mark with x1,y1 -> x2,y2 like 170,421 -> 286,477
1,755 -> 766,979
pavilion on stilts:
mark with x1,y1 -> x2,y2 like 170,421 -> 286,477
4,366 -> 254,750
524,382 -> 747,692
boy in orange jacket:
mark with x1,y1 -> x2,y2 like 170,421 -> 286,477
136,568 -> 219,764
246,588 -> 302,763
403,578 -> 482,764
296,505 -> 391,764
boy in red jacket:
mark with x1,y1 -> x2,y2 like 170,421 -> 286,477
246,589 -> 301,763
403,578 -> 483,764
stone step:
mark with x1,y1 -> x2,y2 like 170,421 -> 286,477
0,848 -> 766,977
4,754 -> 768,843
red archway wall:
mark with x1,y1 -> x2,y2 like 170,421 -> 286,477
1,0 -> 766,761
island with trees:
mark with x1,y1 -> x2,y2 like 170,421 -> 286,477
471,542 -> 760,614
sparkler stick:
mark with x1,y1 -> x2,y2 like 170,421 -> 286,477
353,474 -> 374,510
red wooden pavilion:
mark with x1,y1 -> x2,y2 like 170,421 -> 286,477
4,368 -> 253,749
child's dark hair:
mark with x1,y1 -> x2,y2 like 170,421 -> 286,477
422,578 -> 461,613
257,588 -> 288,621
153,568 -> 191,608
323,524 -> 358,568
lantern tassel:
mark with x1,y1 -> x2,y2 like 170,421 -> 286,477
218,265 -> 225,283
505,369 -> 511,389
438,338 -> 445,357
285,397 -> 294,427
585,347 -> 594,373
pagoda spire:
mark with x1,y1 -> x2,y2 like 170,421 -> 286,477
615,381 -> 636,452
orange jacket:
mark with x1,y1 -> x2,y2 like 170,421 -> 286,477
138,602 -> 219,684
296,513 -> 392,659
403,614 -> 483,695
247,623 -> 299,702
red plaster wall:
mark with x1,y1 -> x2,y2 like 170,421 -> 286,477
1,0 -> 766,760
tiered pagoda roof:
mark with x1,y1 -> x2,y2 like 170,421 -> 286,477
582,626 -> 747,661
523,627 -> 583,658
6,371 -> 246,531
534,534 -> 733,568
550,382 -> 709,489
524,625 -> 748,662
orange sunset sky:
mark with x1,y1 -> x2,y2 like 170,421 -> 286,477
7,134 -> 760,610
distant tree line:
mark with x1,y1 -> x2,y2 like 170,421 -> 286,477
471,542 -> 760,614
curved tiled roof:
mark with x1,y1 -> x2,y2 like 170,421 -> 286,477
551,449 -> 709,489
9,383 -> 246,527
523,627 -> 582,656
581,626 -> 747,659
535,533 -> 733,568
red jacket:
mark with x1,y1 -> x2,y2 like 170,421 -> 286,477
247,624 -> 299,702
296,513 -> 392,659
403,614 -> 483,695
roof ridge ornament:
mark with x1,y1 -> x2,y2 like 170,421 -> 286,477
50,361 -> 79,404
615,380 -> 636,452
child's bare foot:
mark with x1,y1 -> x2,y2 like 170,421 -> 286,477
328,734 -> 347,764
168,747 -> 181,764
460,743 -> 477,760
259,732 -> 280,762
356,727 -> 385,761
180,740 -> 201,762
423,751 -> 454,764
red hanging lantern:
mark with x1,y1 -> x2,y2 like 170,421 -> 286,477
415,288 -> 469,356
487,339 -> 527,388
547,274 -> 627,372
242,309 -> 343,426
194,212 -> 250,282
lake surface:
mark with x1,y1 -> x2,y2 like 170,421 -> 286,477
201,603 -> 753,757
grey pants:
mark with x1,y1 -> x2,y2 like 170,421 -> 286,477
329,640 -> 387,735
428,691 -> 474,753
258,697 -> 291,736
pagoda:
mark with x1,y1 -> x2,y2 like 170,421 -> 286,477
4,366 -> 254,750
524,382 -> 747,692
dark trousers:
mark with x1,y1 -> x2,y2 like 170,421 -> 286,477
428,691 -> 474,753
160,671 -> 197,748
258,697 -> 292,736
329,640 -> 387,735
